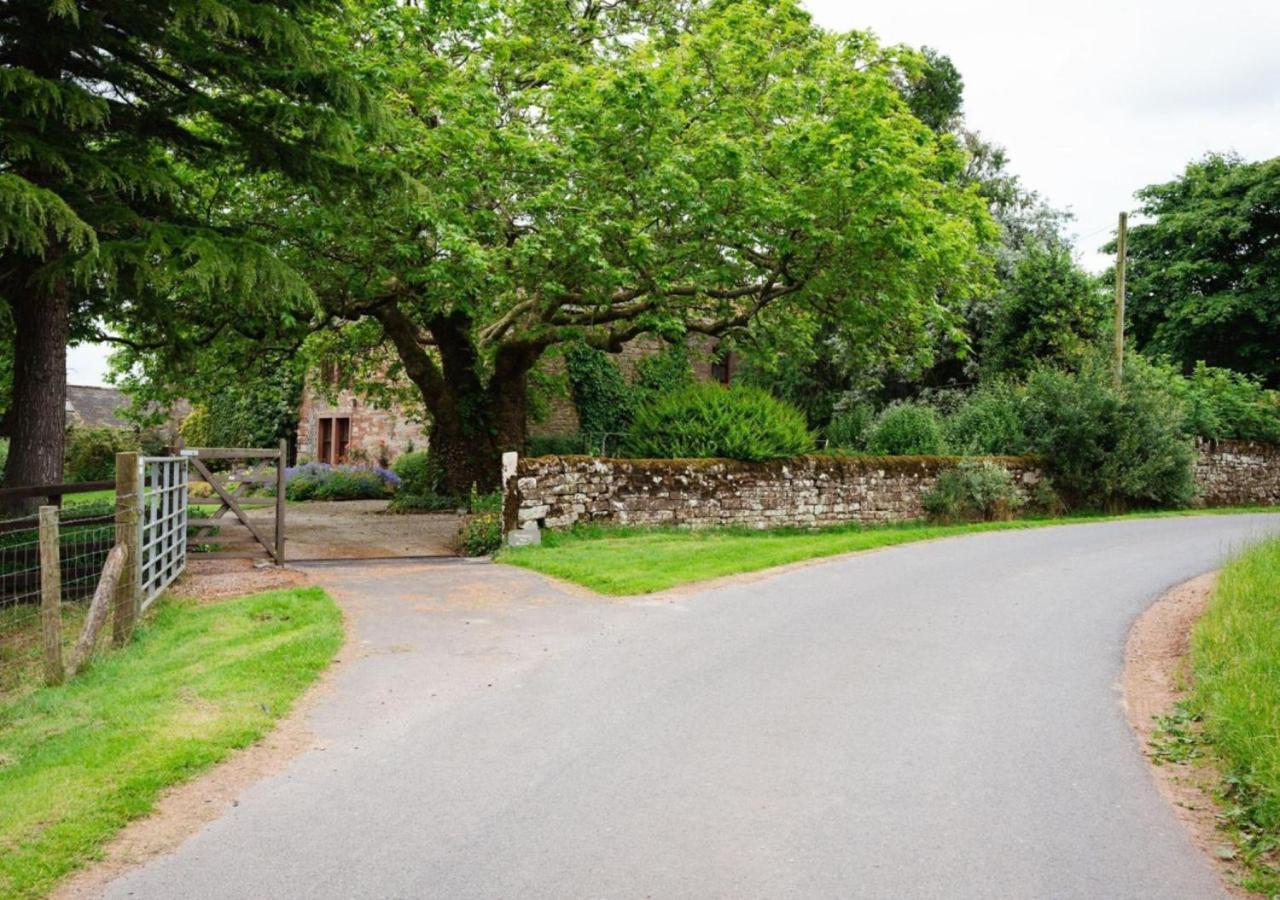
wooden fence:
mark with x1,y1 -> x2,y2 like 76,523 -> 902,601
1,444 -> 289,689
0,457 -> 144,687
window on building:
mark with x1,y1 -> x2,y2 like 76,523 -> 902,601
316,416 -> 351,464
711,347 -> 733,385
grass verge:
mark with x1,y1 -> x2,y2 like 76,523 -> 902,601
0,587 -> 342,899
501,507 -> 1280,595
1184,537 -> 1280,893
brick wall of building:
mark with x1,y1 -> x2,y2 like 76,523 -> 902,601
297,385 -> 428,466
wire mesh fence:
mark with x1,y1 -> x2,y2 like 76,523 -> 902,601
0,494 -> 135,699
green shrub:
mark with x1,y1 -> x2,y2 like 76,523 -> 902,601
179,406 -> 212,448
457,487 -> 503,557
1021,354 -> 1195,510
633,342 -> 695,402
389,452 -> 479,511
392,450 -> 441,496
867,403 -> 947,455
1184,363 -> 1280,443
1028,476 -> 1066,516
282,463 -> 399,501
825,403 -> 875,451
922,460 -> 1024,523
64,425 -> 140,482
525,434 -> 590,457
459,513 -> 502,556
945,383 -> 1029,455
562,340 -> 696,446
623,383 -> 815,461
0,437 -> 7,475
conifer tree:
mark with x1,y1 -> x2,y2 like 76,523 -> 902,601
0,0 -> 369,497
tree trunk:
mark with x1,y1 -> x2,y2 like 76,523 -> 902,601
374,303 -> 536,498
430,415 -> 502,497
2,275 -> 68,511
429,369 -> 528,497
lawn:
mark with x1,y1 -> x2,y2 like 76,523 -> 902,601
0,587 -> 342,899
501,507 -> 1280,595
1188,536 -> 1280,893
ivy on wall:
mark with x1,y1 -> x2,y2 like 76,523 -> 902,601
179,365 -> 303,451
562,340 -> 695,443
563,343 -> 634,439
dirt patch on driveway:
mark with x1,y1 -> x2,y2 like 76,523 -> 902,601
1124,573 -> 1255,897
171,558 -> 310,602
284,500 -> 460,560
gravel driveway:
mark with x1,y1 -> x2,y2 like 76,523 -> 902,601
99,513 -> 1280,899
280,500 -> 460,560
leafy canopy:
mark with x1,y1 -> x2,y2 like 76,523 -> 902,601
1123,153 -> 1280,387
171,0 -> 999,490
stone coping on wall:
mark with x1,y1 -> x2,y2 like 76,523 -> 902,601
516,453 -> 1041,476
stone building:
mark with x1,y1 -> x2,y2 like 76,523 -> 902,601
296,378 -> 429,466
296,337 -> 733,464
65,384 -> 188,445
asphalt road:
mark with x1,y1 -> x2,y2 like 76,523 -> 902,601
102,514 -> 1280,899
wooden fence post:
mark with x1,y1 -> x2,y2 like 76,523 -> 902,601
113,451 -> 141,647
275,438 -> 287,565
67,543 -> 128,678
38,505 -> 63,686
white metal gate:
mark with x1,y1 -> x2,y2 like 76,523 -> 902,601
138,456 -> 189,610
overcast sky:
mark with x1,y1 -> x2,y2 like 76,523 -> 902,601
66,0 -> 1280,387
806,0 -> 1280,265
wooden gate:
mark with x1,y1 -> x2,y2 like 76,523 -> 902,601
183,442 -> 287,564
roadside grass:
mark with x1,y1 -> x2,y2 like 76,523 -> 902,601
501,506 -> 1280,595
1185,537 -> 1280,893
0,587 -> 342,899
0,601 -> 91,701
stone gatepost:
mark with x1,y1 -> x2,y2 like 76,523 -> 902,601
502,451 -> 541,547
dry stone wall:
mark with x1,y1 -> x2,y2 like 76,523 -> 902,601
511,455 -> 1044,530
1194,439 -> 1280,507
509,441 -> 1280,533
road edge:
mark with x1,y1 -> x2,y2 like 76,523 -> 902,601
1122,572 -> 1256,899
50,582 -> 358,900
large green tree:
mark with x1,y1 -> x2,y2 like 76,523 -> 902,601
738,126 -> 1085,424
0,0 -> 369,496
227,0 -> 995,492
1124,153 -> 1280,386
982,239 -> 1106,377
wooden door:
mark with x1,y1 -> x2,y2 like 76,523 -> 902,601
335,417 -> 351,463
318,418 -> 333,464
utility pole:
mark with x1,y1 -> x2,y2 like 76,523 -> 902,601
1112,211 -> 1128,388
